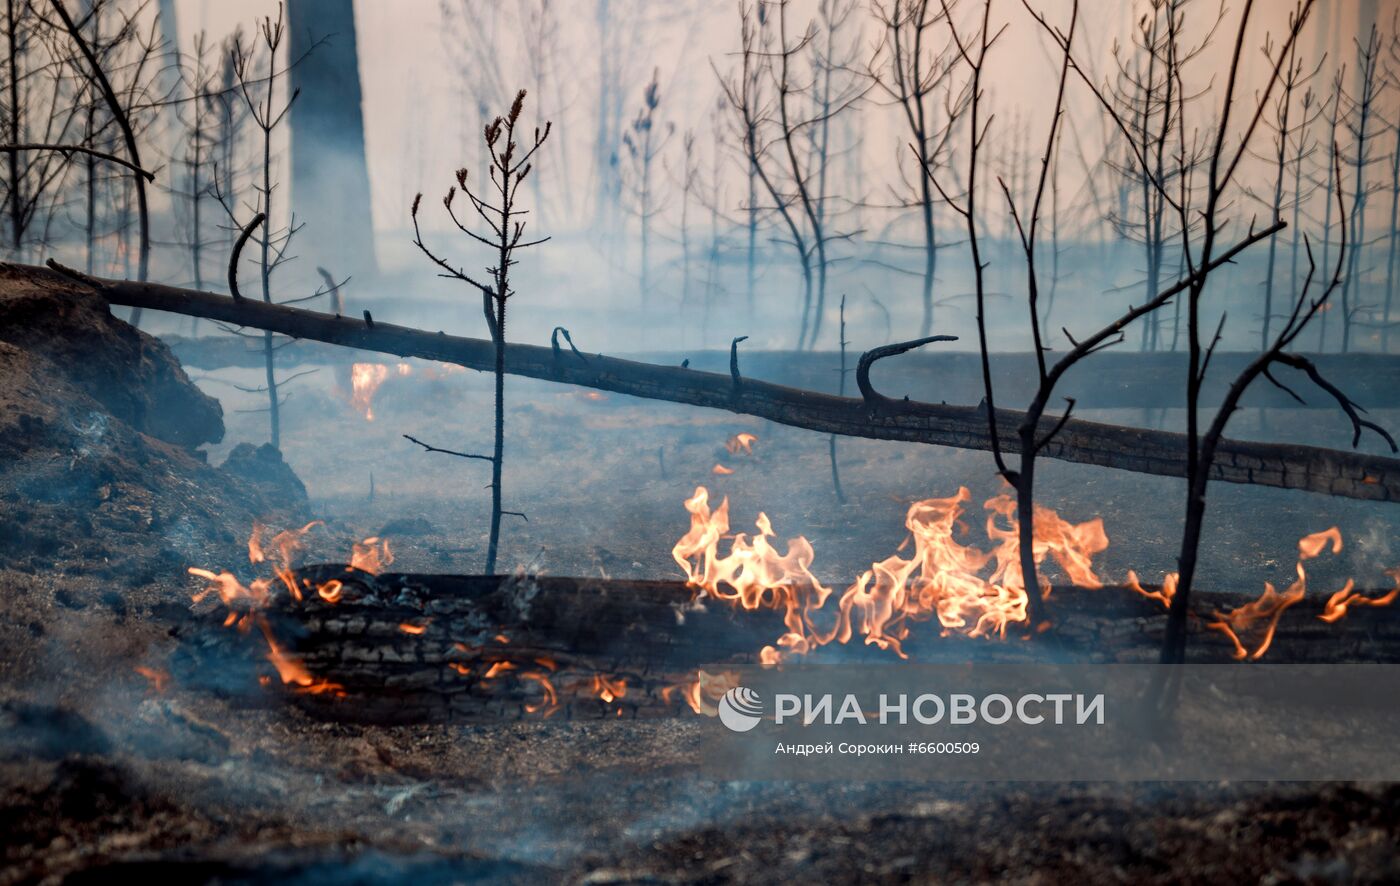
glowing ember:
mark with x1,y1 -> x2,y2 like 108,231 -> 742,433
591,674 -> 627,703
662,669 -> 741,715
133,665 -> 169,694
350,362 -> 391,420
521,671 -> 559,714
672,485 -> 1107,664
724,432 -> 758,455
398,621 -> 429,635
484,661 -> 516,678
189,522 -> 395,697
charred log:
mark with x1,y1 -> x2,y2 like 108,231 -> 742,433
32,263 -> 1400,504
181,569 -> 1400,725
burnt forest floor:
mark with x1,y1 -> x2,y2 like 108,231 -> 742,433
5,346 -> 1400,884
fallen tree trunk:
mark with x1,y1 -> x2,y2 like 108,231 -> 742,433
31,262 -> 1400,503
161,334 -> 1400,410
183,569 -> 1400,725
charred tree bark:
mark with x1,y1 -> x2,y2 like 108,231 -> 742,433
187,569 -> 1400,725
287,0 -> 378,279
38,262 -> 1400,504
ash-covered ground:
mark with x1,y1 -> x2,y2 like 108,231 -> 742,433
3,267 -> 1400,883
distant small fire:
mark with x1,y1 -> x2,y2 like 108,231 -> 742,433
347,360 -> 465,420
350,363 -> 391,420
725,432 -> 758,456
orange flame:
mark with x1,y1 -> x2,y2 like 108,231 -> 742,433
189,523 -> 397,697
1207,526 -> 1343,660
591,674 -> 627,703
664,669 -> 741,715
398,621 -> 429,635
1125,569 -> 1178,609
724,432 -> 758,456
350,363 -> 391,420
250,520 -> 323,601
672,486 -> 1107,664
521,671 -> 559,714
350,537 -> 393,574
133,665 -> 169,694
484,661 -> 516,679
1320,569 -> 1400,624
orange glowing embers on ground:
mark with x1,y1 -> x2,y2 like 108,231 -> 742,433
134,665 -> 169,694
443,635 -> 630,717
188,522 -> 398,697
672,485 -> 1108,665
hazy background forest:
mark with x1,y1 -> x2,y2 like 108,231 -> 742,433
5,0 -> 1399,358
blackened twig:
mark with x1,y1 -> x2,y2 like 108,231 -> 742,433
856,334 -> 957,404
228,212 -> 267,302
403,434 -> 495,462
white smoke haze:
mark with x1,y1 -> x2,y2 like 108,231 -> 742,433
126,0 -> 1400,356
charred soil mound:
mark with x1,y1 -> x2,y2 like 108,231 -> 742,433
0,263 -> 307,590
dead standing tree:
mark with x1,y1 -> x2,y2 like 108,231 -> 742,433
717,0 -> 860,350
947,0 -> 1376,637
1089,0 -> 1393,664
867,0 -> 965,339
410,89 -> 551,576
1337,24 -> 1387,353
48,0 -> 153,319
1102,0 -> 1218,354
219,7 -> 310,451
618,69 -> 672,310
1249,12 -> 1324,348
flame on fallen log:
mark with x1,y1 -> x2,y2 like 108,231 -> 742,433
673,490 -> 1397,668
591,674 -> 627,703
351,536 -> 393,574
1320,568 -> 1400,624
672,485 -> 1107,664
1207,527 -> 1343,660
189,523 -> 396,696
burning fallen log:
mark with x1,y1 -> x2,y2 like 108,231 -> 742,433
28,262 -> 1400,504
172,490 -> 1400,725
179,566 -> 1400,726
